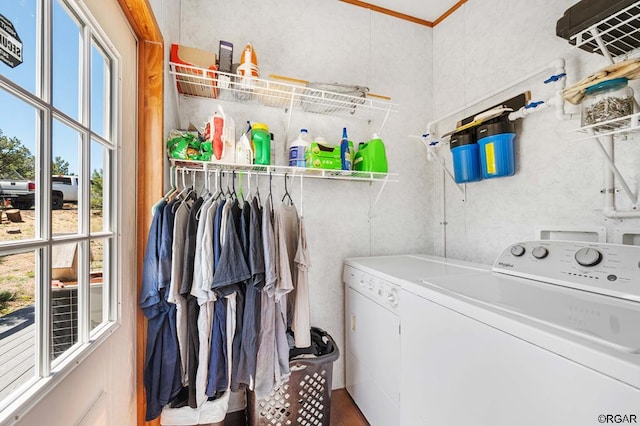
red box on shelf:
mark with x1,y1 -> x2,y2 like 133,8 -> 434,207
170,43 -> 218,98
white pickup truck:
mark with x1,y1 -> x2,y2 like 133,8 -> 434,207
0,173 -> 78,210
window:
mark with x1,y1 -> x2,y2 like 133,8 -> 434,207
0,0 -> 118,415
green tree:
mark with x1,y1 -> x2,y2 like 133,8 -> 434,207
91,168 -> 103,209
0,130 -> 35,179
52,156 -> 70,175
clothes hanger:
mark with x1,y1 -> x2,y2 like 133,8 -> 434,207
213,169 -> 223,201
282,173 -> 294,206
268,172 -> 273,204
254,172 -> 261,204
231,171 -> 237,200
238,172 -> 245,203
151,165 -> 176,215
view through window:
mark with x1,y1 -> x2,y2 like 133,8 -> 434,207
0,0 -> 117,413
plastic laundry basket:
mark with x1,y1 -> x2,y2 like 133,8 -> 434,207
247,328 -> 340,426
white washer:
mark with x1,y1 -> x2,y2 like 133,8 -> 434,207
402,241 -> 640,426
343,255 -> 486,425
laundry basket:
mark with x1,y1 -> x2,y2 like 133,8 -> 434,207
247,328 -> 340,426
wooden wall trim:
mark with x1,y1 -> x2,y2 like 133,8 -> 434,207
340,0 -> 469,28
339,0 -> 433,27
116,1 -> 163,425
433,0 -> 468,26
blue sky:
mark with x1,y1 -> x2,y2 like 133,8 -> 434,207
1,0 -> 106,176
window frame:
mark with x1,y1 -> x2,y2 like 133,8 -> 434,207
0,0 -> 121,420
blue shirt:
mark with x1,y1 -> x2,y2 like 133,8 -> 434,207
140,201 -> 183,421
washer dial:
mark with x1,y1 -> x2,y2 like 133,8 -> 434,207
532,246 -> 549,259
574,247 -> 603,267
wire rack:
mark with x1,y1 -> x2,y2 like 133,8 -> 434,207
169,159 -> 397,183
570,111 -> 640,140
570,1 -> 640,58
169,62 -> 397,117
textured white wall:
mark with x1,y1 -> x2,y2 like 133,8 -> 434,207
432,0 -> 640,265
152,0 -> 433,389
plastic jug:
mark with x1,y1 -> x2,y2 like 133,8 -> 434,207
252,122 -> 271,165
353,135 -> 388,173
289,129 -> 311,167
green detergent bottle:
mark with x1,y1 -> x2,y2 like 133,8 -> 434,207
353,134 -> 388,173
251,122 -> 271,165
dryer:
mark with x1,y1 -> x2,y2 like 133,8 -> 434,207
343,255 -> 486,425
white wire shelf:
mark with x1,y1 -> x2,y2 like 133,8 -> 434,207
169,159 -> 398,183
570,112 -> 640,141
570,1 -> 640,58
169,62 -> 398,118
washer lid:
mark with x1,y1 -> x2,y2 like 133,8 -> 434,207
422,272 -> 640,353
345,254 -> 486,284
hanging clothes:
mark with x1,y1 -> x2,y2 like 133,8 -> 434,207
253,195 -> 278,399
142,171 -> 314,421
140,200 -> 182,421
292,217 -> 311,348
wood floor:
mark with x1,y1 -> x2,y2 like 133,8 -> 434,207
329,388 -> 369,426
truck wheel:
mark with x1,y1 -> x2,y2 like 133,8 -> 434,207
52,195 -> 63,210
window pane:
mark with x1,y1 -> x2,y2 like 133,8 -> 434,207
0,1 -> 38,95
52,0 -> 81,121
90,140 -> 108,234
89,238 -> 108,331
52,118 -> 80,236
0,89 -> 38,242
51,243 -> 78,360
91,42 -> 110,139
0,251 -> 36,400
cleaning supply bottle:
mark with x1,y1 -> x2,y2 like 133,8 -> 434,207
289,129 -> 311,167
252,122 -> 271,165
212,112 -> 224,160
340,127 -> 352,170
236,122 -> 253,165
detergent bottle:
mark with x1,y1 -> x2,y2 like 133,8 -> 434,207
289,129 -> 311,167
252,122 -> 271,165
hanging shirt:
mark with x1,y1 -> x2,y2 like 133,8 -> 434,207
273,203 -> 298,384
253,196 -> 279,399
140,200 -> 182,421
194,199 -> 217,406
158,199 -> 177,290
230,200 -> 251,392
180,197 -> 204,408
292,218 -> 311,348
168,201 -> 190,385
236,197 -> 264,389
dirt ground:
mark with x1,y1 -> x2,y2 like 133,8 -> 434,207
0,205 -> 103,315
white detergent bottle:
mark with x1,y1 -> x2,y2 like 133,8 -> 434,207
289,128 -> 311,167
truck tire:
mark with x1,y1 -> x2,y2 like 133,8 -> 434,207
52,194 -> 63,210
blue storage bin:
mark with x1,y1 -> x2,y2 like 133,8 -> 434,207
476,120 -> 516,179
450,131 -> 482,183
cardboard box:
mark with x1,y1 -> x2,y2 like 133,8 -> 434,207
171,43 -> 218,98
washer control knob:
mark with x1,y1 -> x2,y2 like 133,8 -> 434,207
510,245 -> 526,257
387,289 -> 398,307
532,246 -> 549,259
575,247 -> 603,267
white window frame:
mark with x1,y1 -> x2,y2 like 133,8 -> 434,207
0,0 -> 120,420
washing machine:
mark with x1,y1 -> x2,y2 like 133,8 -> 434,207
401,241 -> 640,426
343,255 -> 487,425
